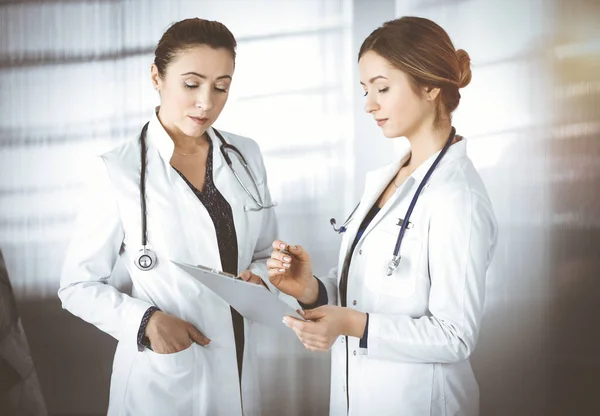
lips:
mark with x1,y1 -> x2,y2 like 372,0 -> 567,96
376,118 -> 388,127
189,116 -> 209,125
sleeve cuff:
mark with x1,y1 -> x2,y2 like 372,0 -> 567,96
122,298 -> 155,347
298,277 -> 328,310
359,312 -> 369,349
137,306 -> 161,351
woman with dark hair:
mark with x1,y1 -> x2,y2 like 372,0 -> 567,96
267,16 -> 498,415
59,18 -> 277,415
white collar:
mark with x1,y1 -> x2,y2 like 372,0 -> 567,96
145,107 -> 225,179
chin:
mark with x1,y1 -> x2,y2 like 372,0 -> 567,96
381,125 -> 403,139
182,122 -> 209,138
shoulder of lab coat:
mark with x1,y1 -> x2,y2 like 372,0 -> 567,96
367,155 -> 499,363
58,143 -> 152,345
215,129 -> 280,292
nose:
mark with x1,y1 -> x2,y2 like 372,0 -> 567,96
364,92 -> 379,114
195,86 -> 214,112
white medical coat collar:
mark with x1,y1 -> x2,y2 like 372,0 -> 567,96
365,137 -> 467,190
349,138 -> 468,248
408,137 -> 467,182
146,107 -> 224,180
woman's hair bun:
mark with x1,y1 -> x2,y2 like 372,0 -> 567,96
456,49 -> 472,88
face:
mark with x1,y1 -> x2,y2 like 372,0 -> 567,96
151,45 -> 234,138
358,51 -> 437,139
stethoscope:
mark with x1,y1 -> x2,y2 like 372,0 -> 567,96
135,122 -> 276,271
330,127 -> 456,276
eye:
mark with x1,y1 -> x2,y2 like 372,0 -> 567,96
214,86 -> 228,93
378,87 -> 389,93
184,83 -> 198,89
362,90 -> 368,97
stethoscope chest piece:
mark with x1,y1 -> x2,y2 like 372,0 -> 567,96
135,246 -> 157,271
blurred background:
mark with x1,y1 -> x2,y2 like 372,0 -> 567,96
0,0 -> 599,415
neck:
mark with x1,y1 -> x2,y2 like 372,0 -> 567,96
156,108 -> 208,152
403,121 -> 454,172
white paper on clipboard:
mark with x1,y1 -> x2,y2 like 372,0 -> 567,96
171,260 -> 305,329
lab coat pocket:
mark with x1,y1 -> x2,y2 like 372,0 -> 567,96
364,226 -> 423,298
144,343 -> 197,372
123,344 -> 200,415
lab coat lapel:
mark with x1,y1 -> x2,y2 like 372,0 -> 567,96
144,112 -> 201,266
146,112 -> 221,269
357,137 -> 468,244
336,157 -> 405,273
208,128 -> 246,274
359,171 -> 413,244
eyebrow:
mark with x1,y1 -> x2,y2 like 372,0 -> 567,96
360,75 -> 388,85
181,72 -> 232,80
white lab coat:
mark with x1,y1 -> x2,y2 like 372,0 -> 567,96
58,110 -> 277,416
322,138 -> 498,416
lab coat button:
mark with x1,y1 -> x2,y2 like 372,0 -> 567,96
352,300 -> 357,306
343,386 -> 346,392
353,350 -> 357,356
358,249 -> 362,255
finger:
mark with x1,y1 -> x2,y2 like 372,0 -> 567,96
286,325 -> 329,351
272,240 -> 289,251
294,329 -> 331,350
188,325 -> 211,346
239,270 -> 262,284
283,316 -> 318,334
149,341 -> 168,354
154,338 -> 189,354
175,338 -> 193,352
288,244 -> 311,262
304,343 -> 329,352
304,344 -> 322,352
247,273 -> 264,285
301,307 -> 326,321
266,258 -> 287,272
295,330 -> 326,345
267,268 -> 286,278
295,334 -> 330,352
270,250 -> 293,264
239,270 -> 252,281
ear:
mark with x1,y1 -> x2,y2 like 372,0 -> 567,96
423,86 -> 441,101
150,63 -> 162,92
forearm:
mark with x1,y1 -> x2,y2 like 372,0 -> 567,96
342,308 -> 368,339
297,275 -> 320,305
59,281 -> 152,343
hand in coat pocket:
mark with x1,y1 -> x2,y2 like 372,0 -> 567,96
145,311 -> 210,354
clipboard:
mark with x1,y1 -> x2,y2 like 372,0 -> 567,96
171,260 -> 305,329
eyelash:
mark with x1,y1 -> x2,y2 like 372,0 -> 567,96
363,87 -> 389,96
184,84 -> 228,93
